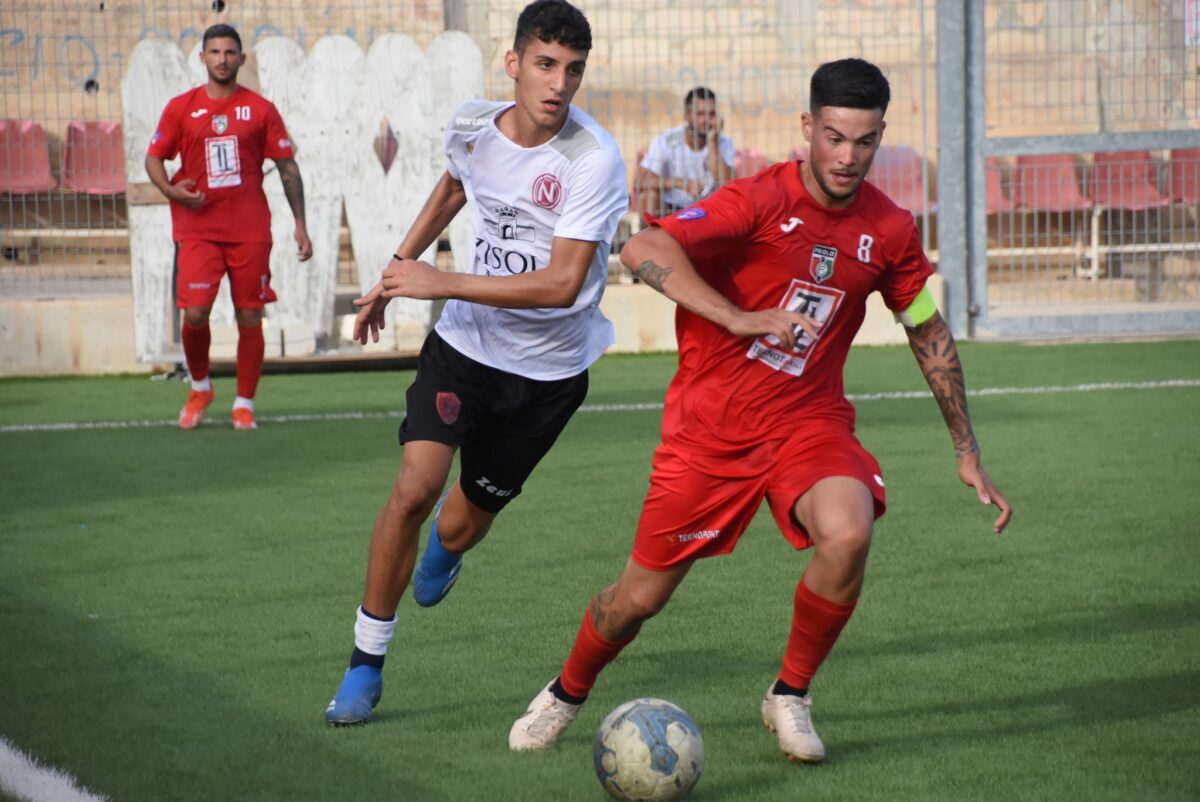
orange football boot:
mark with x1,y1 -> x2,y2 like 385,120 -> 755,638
178,389 -> 214,429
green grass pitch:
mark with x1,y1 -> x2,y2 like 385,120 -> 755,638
1,340 -> 1198,801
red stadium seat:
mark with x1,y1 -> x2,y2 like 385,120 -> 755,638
1167,148 -> 1200,205
734,147 -> 771,179
1089,150 -> 1169,211
1010,154 -> 1092,211
0,118 -> 57,193
867,145 -> 934,214
985,157 -> 1014,214
62,120 -> 126,194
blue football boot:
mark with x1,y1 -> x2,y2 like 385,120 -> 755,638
324,665 -> 383,726
412,493 -> 464,607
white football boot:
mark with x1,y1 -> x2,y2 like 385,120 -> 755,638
509,680 -> 582,751
761,685 -> 826,763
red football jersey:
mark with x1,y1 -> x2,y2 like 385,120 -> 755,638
654,160 -> 933,474
147,85 -> 295,243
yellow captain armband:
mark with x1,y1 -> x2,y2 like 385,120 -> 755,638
894,286 -> 938,328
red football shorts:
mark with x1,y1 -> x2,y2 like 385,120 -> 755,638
631,427 -> 888,571
175,240 -> 276,309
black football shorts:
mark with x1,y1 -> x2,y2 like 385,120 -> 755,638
399,329 -> 589,513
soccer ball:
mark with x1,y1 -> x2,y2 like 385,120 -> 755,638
593,698 -> 704,801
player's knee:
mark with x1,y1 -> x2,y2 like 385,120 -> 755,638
618,585 -> 671,625
817,520 -> 873,566
235,308 -> 262,328
184,308 -> 210,327
388,482 -> 440,524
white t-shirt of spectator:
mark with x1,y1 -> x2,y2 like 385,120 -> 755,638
640,124 -> 736,209
436,100 -> 629,381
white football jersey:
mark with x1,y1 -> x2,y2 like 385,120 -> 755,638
435,100 -> 629,380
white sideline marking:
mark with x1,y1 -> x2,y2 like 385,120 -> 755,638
0,737 -> 107,802
0,379 -> 1197,434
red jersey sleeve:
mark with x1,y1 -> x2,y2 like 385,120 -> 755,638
654,180 -> 758,254
877,216 -> 934,312
147,97 -> 182,160
261,103 -> 296,161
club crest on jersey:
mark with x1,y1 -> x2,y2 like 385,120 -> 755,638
810,245 -> 837,283
487,205 -> 534,242
532,173 -> 562,209
211,115 -> 228,135
676,207 -> 706,221
436,392 -> 462,425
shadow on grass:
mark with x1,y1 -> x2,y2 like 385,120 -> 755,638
0,596 -> 445,802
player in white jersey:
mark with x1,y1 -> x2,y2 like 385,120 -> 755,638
324,0 -> 628,727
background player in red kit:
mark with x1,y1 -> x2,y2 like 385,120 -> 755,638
509,58 -> 1012,761
146,24 -> 313,431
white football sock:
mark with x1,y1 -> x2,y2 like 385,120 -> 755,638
354,606 -> 398,656
191,377 -> 212,392
233,396 -> 254,412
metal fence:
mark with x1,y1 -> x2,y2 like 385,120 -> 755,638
1,1 -> 1197,349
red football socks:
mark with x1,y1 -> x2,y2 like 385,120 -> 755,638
236,324 -> 265,399
780,578 -> 858,689
559,612 -> 639,699
181,320 -> 211,382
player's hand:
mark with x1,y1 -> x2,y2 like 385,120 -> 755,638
706,115 -> 724,135
168,179 -> 205,208
379,258 -> 444,301
957,450 -> 1012,534
726,308 -> 821,349
294,225 -> 313,262
682,178 -> 705,198
351,282 -> 389,344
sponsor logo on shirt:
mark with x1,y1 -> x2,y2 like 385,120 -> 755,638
212,115 -> 228,135
780,216 -> 803,232
278,138 -> 291,150
746,278 -> 845,377
150,130 -> 161,145
190,108 -> 209,118
532,173 -> 562,209
455,116 -> 491,127
676,207 -> 706,220
474,237 -> 538,274
810,245 -> 837,283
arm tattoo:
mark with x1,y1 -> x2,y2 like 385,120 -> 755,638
277,159 -> 306,224
636,259 -> 674,293
907,313 -> 979,458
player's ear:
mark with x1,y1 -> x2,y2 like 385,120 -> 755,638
504,49 -> 520,80
800,111 -> 813,142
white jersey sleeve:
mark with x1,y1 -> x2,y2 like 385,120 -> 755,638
444,99 -> 508,181
640,130 -> 672,176
557,146 -> 628,244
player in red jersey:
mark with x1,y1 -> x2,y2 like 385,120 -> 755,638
509,58 -> 1012,760
145,24 -> 313,431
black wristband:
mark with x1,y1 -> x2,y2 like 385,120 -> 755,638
393,252 -> 407,261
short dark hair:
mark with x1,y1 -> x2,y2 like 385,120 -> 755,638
513,0 -> 592,54
809,58 -> 890,115
684,86 -> 716,109
202,24 -> 242,53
